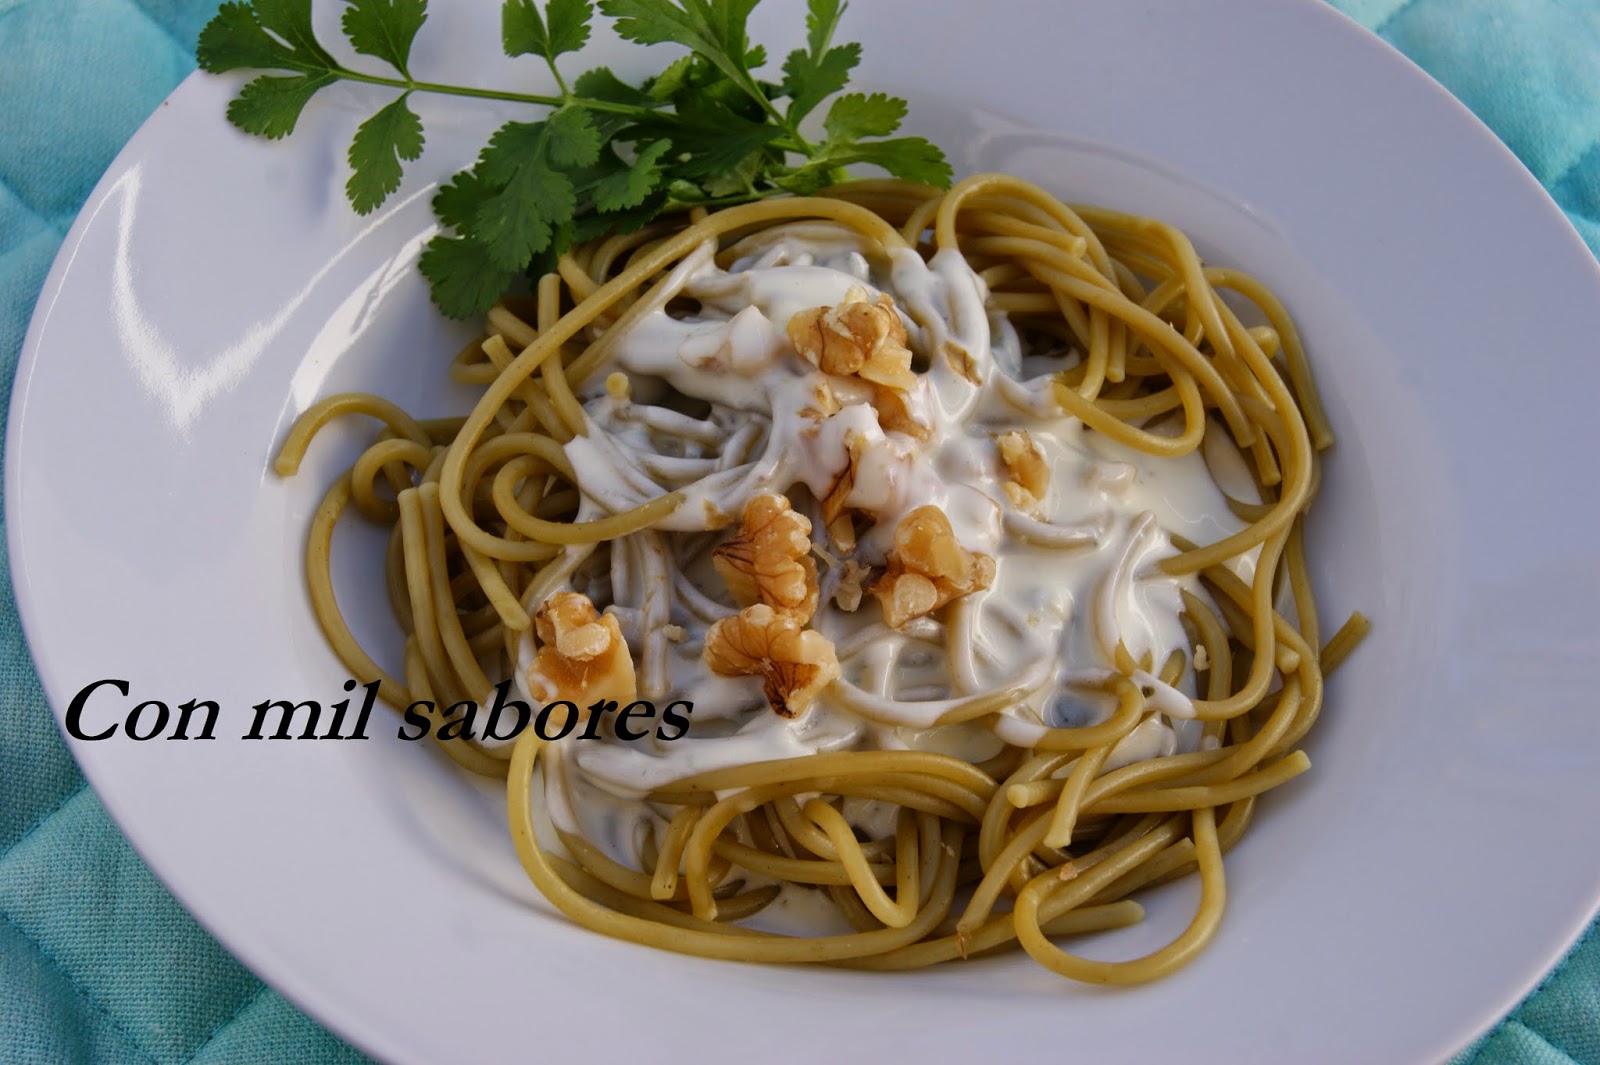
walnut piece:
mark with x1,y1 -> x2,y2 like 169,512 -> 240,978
712,494 -> 821,623
787,287 -> 932,442
997,430 -> 1050,513
870,506 -> 997,628
704,604 -> 841,717
827,513 -> 857,554
942,339 -> 983,386
700,498 -> 733,529
871,383 -> 932,441
820,429 -> 866,526
801,378 -> 841,421
834,559 -> 872,612
787,287 -> 917,391
526,592 -> 638,706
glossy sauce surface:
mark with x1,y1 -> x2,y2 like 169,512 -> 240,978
504,223 -> 1245,863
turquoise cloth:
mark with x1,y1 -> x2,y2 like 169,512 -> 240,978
1,1 -> 1597,1061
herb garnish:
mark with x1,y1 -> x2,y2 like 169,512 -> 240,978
197,0 -> 951,317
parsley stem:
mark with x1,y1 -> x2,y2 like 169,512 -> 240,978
337,69 -> 650,117
545,59 -> 572,101
734,78 -> 814,154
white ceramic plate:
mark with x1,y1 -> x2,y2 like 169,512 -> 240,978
11,1 -> 1600,1062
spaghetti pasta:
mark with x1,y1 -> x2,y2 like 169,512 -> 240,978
278,173 -> 1365,983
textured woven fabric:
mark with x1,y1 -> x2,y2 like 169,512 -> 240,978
2,8 -> 362,1064
1,1 -> 1596,1062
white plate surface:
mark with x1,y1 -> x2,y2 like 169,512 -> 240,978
10,2 -> 1600,1063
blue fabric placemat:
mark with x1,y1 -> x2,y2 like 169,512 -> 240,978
1,2 -> 1596,1062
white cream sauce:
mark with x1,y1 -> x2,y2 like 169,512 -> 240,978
517,222 -> 1250,882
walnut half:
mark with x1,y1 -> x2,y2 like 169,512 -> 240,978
712,494 -> 820,623
787,288 -> 917,391
870,506 -> 997,629
704,604 -> 840,717
526,592 -> 638,707
787,288 -> 929,440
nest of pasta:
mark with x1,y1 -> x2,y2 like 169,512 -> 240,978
277,173 -> 1366,983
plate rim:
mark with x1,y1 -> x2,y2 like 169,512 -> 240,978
9,2 -> 1600,1062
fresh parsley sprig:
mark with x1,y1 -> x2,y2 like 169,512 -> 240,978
197,0 -> 951,317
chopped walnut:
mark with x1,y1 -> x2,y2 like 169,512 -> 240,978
998,431 -> 1049,495
701,498 -> 734,529
712,494 -> 821,623
942,340 -> 983,385
1002,482 -> 1038,514
526,592 -> 638,706
997,430 -> 1050,513
800,378 -> 841,421
820,429 -> 866,525
871,383 -> 932,441
787,288 -> 917,392
703,604 -> 841,717
870,506 -> 997,628
787,287 -> 928,438
826,513 -> 857,554
834,559 -> 872,612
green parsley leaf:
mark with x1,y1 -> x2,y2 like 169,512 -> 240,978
256,0 -> 338,64
341,0 -> 428,78
769,161 -> 839,196
700,148 -> 765,198
664,55 -> 766,118
573,198 -> 661,241
573,66 -> 652,106
201,0 -> 956,318
646,54 -> 696,100
347,93 -> 425,212
501,1 -> 546,58
599,0 -> 763,105
473,122 -> 544,184
592,139 -> 672,211
419,235 -> 517,319
780,41 -> 858,124
474,166 -> 575,272
702,0 -> 761,61
626,96 -> 780,179
664,177 -> 703,202
544,105 -> 604,166
547,0 -> 596,55
432,169 -> 495,230
804,0 -> 843,56
471,109 -> 599,269
601,0 -> 731,53
198,4 -> 304,72
198,0 -> 337,73
823,91 -> 905,143
778,0 -> 856,123
504,0 -> 594,63
834,136 -> 951,187
227,72 -> 338,138
262,0 -> 337,60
